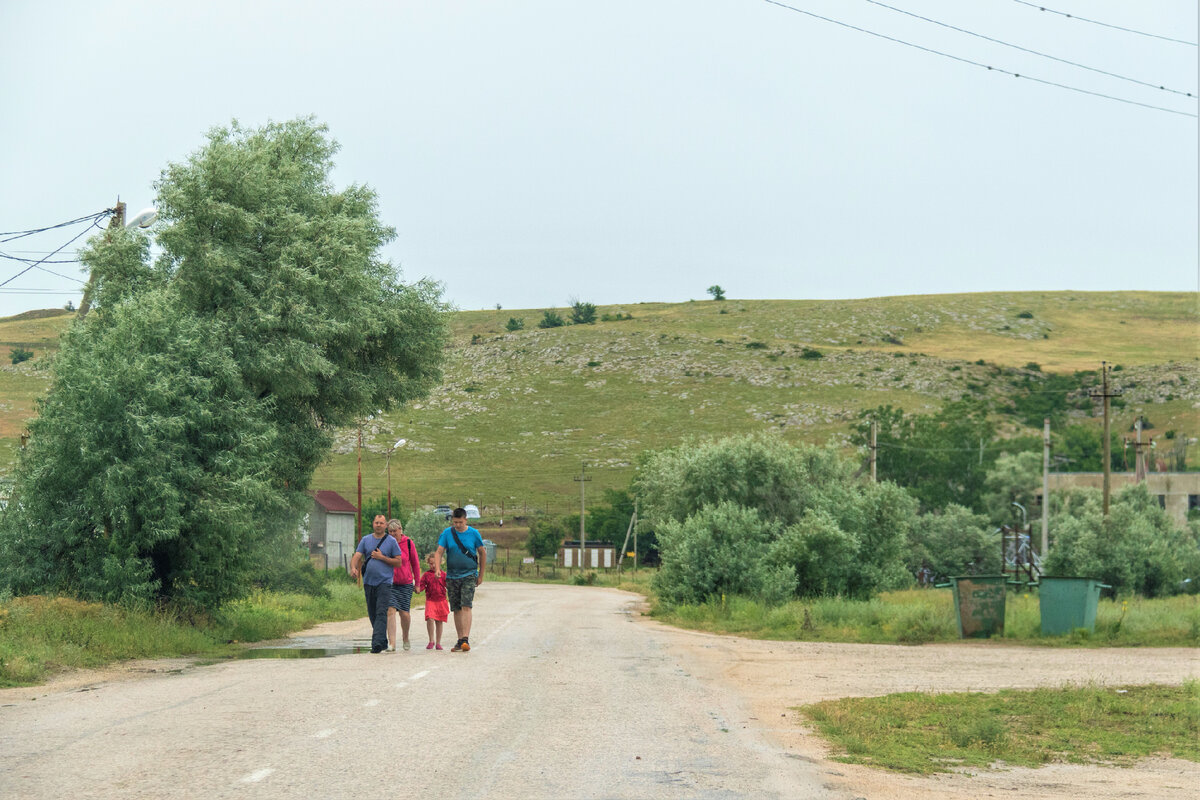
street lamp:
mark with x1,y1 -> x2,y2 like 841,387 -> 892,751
386,438 -> 407,518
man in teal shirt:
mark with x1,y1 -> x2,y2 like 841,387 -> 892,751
433,508 -> 486,652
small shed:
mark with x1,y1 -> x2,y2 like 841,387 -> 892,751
308,491 -> 358,572
559,540 -> 616,569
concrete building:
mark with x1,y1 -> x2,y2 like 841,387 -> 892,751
1046,472 -> 1200,529
307,490 -> 358,572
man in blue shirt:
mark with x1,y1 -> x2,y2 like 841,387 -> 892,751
433,508 -> 486,652
351,514 -> 404,653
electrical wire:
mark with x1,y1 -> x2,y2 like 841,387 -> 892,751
0,250 -> 80,265
760,0 -> 1198,118
0,210 -> 112,243
0,219 -> 103,290
1009,0 -> 1198,47
863,0 -> 1195,97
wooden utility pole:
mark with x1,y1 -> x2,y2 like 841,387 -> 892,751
869,419 -> 878,483
1041,417 -> 1050,557
574,463 -> 591,571
1089,362 -> 1122,516
356,423 -> 363,541
76,202 -> 124,320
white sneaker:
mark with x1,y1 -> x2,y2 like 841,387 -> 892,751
387,645 -> 396,652
402,641 -> 411,651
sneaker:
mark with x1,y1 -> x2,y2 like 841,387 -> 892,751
450,638 -> 465,652
388,645 -> 396,652
402,640 -> 411,651
426,642 -> 435,650
435,644 -> 443,650
460,639 -> 470,652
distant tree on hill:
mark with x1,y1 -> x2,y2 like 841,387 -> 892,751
538,310 -> 566,328
8,347 -> 32,365
570,300 -> 597,325
707,285 -> 726,301
505,317 -> 525,332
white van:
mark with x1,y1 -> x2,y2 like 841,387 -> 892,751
463,504 -> 481,520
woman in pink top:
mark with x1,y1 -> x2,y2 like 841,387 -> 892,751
417,552 -> 449,650
386,519 -> 422,651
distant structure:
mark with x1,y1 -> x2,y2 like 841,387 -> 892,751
307,490 -> 358,572
1043,473 -> 1199,529
559,540 -> 616,569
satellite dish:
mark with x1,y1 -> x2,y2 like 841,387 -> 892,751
126,207 -> 158,229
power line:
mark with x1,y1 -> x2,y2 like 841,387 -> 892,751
0,220 -> 104,290
0,250 -> 80,265
862,0 -> 1195,97
1009,0 -> 1198,47
759,0 -> 1198,118
0,210 -> 112,243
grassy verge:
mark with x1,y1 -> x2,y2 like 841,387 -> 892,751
0,582 -> 364,688
649,589 -> 1200,647
801,681 -> 1200,774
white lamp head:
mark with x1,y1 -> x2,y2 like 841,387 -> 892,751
126,207 -> 158,229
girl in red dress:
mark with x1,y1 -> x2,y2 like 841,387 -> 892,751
417,552 -> 449,650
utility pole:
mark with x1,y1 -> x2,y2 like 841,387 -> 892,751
1089,362 -> 1122,516
1133,418 -> 1150,482
869,419 -> 878,483
1041,417 -> 1050,557
574,463 -> 591,571
356,422 -> 363,541
76,202 -> 124,320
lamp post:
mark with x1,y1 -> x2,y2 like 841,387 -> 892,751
386,438 -> 407,518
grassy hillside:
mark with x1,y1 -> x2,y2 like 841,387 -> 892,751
2,293 -> 1196,512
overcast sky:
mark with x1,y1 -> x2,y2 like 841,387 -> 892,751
1,1 -> 1195,318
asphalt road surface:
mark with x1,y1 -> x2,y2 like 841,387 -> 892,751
0,583 -> 839,800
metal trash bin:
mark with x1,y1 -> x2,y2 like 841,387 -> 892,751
1036,577 -> 1110,635
937,575 -> 1008,638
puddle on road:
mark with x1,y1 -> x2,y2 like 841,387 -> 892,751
233,644 -> 370,660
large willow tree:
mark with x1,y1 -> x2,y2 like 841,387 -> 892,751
0,118 -> 447,609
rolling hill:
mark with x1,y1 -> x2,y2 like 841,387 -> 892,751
2,292 -> 1196,515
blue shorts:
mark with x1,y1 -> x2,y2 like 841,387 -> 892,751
389,583 -> 414,612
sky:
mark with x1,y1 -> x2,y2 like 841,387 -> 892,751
0,0 -> 1196,318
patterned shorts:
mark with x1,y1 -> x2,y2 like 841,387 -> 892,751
446,577 -> 476,612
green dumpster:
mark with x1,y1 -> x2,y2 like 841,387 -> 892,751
1037,577 -> 1109,635
940,575 -> 1007,638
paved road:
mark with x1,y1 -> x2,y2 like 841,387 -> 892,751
0,583 -> 837,800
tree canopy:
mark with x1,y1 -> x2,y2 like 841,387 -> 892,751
0,118 -> 448,610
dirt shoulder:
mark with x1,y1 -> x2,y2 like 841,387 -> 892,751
636,614 -> 1200,800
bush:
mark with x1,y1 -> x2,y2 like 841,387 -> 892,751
505,317 -> 524,332
638,434 -> 917,600
527,515 -> 568,559
8,348 -> 32,365
800,347 -> 824,360
1044,484 -> 1200,596
569,301 -> 597,325
653,502 -> 796,605
403,510 -> 448,558
908,504 -> 999,582
537,310 -> 566,329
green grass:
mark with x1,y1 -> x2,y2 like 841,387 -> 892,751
4,293 -> 1198,505
0,583 -> 365,688
801,681 -> 1200,774
649,589 -> 1200,647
